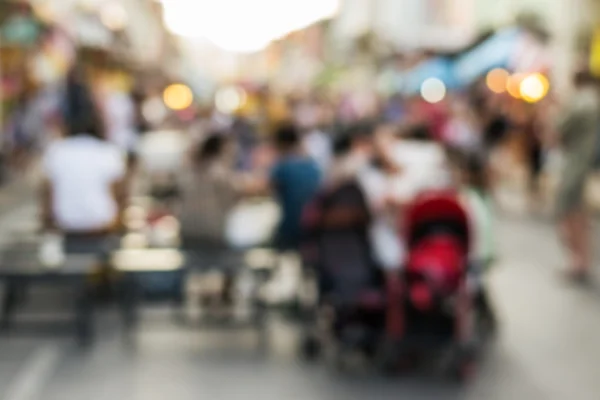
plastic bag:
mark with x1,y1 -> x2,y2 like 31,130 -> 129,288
369,220 -> 404,271
225,201 -> 280,249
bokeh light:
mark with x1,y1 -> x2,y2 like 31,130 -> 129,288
163,84 -> 194,111
142,97 -> 168,125
100,2 -> 128,31
506,74 -> 525,99
519,73 -> 550,103
420,78 -> 446,104
486,68 -> 509,94
215,87 -> 247,114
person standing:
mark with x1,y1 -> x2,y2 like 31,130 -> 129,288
177,133 -> 257,304
101,84 -> 138,153
555,72 -> 600,281
261,123 -> 322,303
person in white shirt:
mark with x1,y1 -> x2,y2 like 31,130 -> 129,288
42,100 -> 126,239
358,126 -> 407,272
392,125 -> 451,197
303,128 -> 332,172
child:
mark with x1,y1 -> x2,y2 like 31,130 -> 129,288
453,151 -> 497,333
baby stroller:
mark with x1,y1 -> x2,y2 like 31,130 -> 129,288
299,180 -> 386,365
383,190 -> 481,380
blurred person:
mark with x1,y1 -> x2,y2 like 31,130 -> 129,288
260,123 -> 322,303
359,126 -> 407,272
523,107 -> 545,206
480,99 -> 510,155
269,123 -> 322,251
41,79 -> 126,302
383,94 -> 405,123
392,124 -> 451,197
132,87 -> 150,134
178,133 -> 253,242
477,100 -> 511,196
409,96 -> 449,142
7,92 -> 36,171
177,133 -> 258,304
303,126 -> 332,173
555,72 -> 600,281
294,96 -> 333,172
43,79 -> 125,235
452,151 -> 497,331
327,122 -> 376,185
231,116 -> 258,171
328,123 -> 405,272
101,82 -> 138,153
443,99 -> 481,154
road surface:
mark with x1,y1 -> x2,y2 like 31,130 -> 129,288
0,201 -> 599,399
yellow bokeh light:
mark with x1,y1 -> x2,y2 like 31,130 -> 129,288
506,74 -> 525,99
163,84 -> 194,111
519,73 -> 550,103
486,68 -> 509,94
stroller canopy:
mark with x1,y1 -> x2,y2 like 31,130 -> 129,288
403,190 -> 471,252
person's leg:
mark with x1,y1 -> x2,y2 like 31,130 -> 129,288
572,207 -> 591,274
559,205 -> 590,278
559,213 -> 575,260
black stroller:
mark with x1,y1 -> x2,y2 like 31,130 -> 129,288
299,180 -> 386,364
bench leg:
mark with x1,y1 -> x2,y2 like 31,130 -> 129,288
75,284 -> 94,346
119,275 -> 139,330
1,283 -> 20,330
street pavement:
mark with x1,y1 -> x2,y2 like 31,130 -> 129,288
0,196 -> 600,399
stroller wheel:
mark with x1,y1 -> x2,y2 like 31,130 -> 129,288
454,359 -> 477,383
447,346 -> 477,383
375,340 -> 401,376
299,335 -> 322,361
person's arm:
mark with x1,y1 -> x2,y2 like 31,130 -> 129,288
107,149 -> 128,232
111,178 -> 127,232
237,172 -> 271,197
40,146 -> 56,232
242,157 -> 281,198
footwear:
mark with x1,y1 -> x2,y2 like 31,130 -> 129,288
562,269 -> 591,286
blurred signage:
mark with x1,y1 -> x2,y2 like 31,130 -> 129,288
2,15 -> 40,45
453,28 -> 520,85
590,28 -> 600,77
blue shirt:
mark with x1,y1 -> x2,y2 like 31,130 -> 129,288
271,155 -> 322,249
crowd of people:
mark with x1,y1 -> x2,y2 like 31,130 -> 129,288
35,64 -> 600,313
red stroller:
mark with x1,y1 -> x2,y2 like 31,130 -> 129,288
382,190 -> 480,380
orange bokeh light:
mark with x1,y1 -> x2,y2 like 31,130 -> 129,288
506,74 -> 526,99
486,68 -> 509,94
